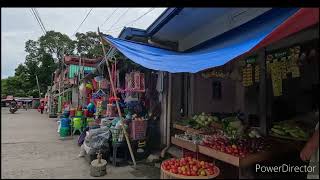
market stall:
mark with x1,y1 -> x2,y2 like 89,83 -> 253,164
56,53 -> 162,168
168,36 -> 319,179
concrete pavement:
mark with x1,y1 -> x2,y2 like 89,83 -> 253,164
1,108 -> 160,179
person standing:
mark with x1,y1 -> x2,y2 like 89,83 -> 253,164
300,87 -> 319,179
39,102 -> 44,114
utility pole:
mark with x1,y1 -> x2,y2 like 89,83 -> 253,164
58,47 -> 65,113
36,75 -> 41,98
49,73 -> 57,118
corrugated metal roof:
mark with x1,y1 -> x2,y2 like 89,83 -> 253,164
68,65 -> 95,78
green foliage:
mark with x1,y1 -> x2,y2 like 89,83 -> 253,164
75,31 -> 104,58
39,31 -> 75,60
2,30 -> 108,98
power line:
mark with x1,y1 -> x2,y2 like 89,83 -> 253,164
34,8 -> 47,32
100,8 -> 118,28
127,8 -> 155,27
105,8 -> 155,33
105,8 -> 130,33
72,8 -> 93,37
30,8 -> 46,35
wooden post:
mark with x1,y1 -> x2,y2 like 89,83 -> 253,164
98,29 -> 137,168
259,49 -> 267,135
36,75 -> 41,98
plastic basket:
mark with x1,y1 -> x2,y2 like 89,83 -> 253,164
130,120 -> 148,140
110,128 -> 125,142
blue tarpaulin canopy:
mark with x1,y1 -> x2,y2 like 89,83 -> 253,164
102,8 -> 299,73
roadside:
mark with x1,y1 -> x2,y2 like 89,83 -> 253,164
1,108 -> 160,179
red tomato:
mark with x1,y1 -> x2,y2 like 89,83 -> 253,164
172,168 -> 178,174
191,171 -> 197,176
186,171 -> 191,176
192,165 -> 198,172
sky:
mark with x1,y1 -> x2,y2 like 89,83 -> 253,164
1,8 -> 166,79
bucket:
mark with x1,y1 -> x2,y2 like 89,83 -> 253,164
60,117 -> 71,128
59,127 -> 70,137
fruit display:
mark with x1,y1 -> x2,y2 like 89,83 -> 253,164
221,116 -> 244,139
193,112 -> 219,128
161,157 -> 218,177
270,122 -> 308,140
201,134 -> 270,158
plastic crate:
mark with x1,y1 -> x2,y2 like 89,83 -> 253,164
110,128 -> 125,142
130,120 -> 148,140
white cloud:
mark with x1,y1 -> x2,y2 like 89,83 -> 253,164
1,8 -> 166,79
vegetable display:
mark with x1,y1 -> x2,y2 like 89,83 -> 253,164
201,134 -> 269,157
161,157 -> 218,176
270,122 -> 308,140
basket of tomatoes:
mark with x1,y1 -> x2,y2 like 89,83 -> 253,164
160,157 -> 220,179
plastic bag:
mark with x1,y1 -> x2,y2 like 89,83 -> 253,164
86,126 -> 109,140
87,129 -> 111,154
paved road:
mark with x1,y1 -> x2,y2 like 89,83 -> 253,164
1,108 -> 159,179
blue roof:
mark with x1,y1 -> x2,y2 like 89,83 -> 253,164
102,8 -> 299,73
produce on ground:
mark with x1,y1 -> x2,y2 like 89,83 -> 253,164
270,122 -> 308,139
161,157 -> 217,176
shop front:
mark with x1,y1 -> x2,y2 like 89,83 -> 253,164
100,8 -> 319,179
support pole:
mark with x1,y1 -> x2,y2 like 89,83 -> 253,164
98,28 -> 137,168
259,48 -> 267,135
36,75 -> 41,98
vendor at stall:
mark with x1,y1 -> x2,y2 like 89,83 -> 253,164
300,109 -> 319,179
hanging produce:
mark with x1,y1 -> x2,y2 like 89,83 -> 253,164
242,64 -> 253,87
270,60 -> 282,96
254,65 -> 260,82
279,57 -> 288,79
288,46 -> 301,78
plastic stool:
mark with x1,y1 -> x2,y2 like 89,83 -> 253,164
111,141 -> 128,166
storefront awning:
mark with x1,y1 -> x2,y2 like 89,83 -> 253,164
102,8 -> 318,73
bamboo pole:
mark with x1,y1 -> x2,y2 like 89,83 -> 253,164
98,28 -> 137,168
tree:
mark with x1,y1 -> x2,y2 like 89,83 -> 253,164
39,31 -> 75,61
2,30 -> 109,98
75,31 -> 105,58
14,64 -> 28,76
